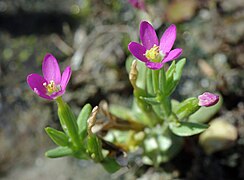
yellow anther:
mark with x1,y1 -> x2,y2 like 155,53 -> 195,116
43,80 -> 60,94
144,44 -> 164,62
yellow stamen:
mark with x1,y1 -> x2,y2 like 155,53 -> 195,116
144,44 -> 164,62
43,80 -> 60,94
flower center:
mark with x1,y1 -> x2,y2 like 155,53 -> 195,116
144,45 -> 165,62
43,80 -> 60,95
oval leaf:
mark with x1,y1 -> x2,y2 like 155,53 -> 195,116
77,103 -> 92,138
169,121 -> 209,136
45,127 -> 69,146
45,146 -> 73,158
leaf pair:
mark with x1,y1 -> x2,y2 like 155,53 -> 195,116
45,102 -> 92,158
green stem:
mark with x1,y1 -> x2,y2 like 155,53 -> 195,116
152,70 -> 159,94
158,95 -> 172,119
159,67 -> 166,94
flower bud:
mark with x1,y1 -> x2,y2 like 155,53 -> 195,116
198,92 -> 219,107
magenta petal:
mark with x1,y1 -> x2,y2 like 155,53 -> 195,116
140,21 -> 159,49
50,90 -> 65,99
42,53 -> 61,84
60,66 -> 72,91
145,61 -> 164,70
159,24 -> 177,53
128,42 -> 148,62
27,74 -> 52,100
162,48 -> 182,63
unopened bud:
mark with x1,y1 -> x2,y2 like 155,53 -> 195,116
198,92 -> 219,107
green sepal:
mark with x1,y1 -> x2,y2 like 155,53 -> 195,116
45,127 -> 69,147
101,157 -> 121,173
174,97 -> 200,120
189,95 -> 222,123
169,121 -> 209,136
87,135 -> 103,162
56,97 -> 80,148
77,103 -> 92,139
45,146 -> 73,158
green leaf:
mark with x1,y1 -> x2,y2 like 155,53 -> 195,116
174,97 -> 200,120
165,59 -> 186,96
165,75 -> 175,96
56,97 -> 80,147
174,58 -> 186,81
77,103 -> 92,139
45,127 -> 69,147
169,121 -> 209,136
166,61 -> 176,79
101,157 -> 121,173
189,95 -> 222,123
45,146 -> 73,158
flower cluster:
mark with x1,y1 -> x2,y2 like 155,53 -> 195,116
26,20 -> 221,172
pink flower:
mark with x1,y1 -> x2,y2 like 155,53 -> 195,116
198,92 -> 219,107
27,53 -> 71,100
128,0 -> 145,11
128,21 -> 182,70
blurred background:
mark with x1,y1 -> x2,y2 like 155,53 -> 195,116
0,0 -> 243,179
